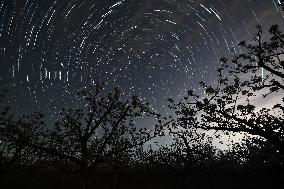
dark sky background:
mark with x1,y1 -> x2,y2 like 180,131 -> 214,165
0,0 -> 283,123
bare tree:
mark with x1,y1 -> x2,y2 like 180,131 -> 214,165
169,25 -> 284,160
1,85 -> 160,188
0,91 -> 47,180
161,98 -> 216,172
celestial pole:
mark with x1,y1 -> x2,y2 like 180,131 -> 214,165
0,0 -> 283,121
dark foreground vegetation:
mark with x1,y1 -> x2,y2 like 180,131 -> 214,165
1,4 -> 284,189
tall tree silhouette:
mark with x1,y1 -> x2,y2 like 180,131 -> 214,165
169,25 -> 284,160
0,85 -> 161,189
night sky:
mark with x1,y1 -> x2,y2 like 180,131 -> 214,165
0,0 -> 283,122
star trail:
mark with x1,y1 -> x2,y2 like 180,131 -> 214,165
0,0 -> 283,120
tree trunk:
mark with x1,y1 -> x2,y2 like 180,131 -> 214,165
113,173 -> 119,189
60,174 -> 65,189
81,176 -> 89,189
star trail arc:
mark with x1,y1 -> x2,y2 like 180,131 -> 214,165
0,0 -> 283,117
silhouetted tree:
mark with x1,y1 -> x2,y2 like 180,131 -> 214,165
0,90 -> 16,179
0,108 -> 48,180
0,91 -> 44,180
0,85 -> 161,189
156,98 -> 218,187
169,24 -> 284,162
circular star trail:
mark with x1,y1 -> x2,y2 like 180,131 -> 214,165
0,0 -> 283,119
